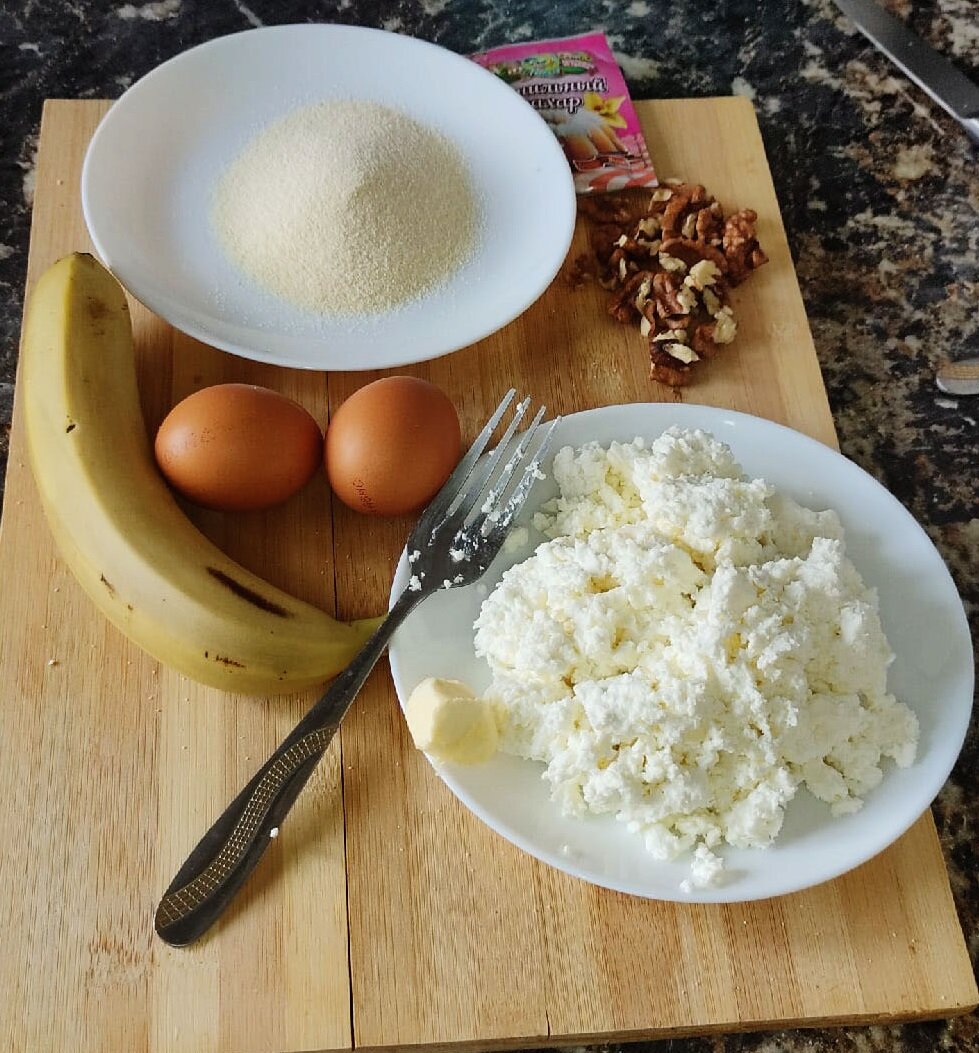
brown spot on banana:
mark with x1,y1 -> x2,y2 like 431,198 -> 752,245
205,567 -> 292,617
86,295 -> 110,321
204,649 -> 247,669
211,655 -> 246,668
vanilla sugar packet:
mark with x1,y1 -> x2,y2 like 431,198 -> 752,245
471,31 -> 657,194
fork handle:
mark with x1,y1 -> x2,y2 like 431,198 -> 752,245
155,589 -> 421,946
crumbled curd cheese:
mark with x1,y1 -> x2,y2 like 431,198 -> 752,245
502,526 -> 530,554
474,428 -> 918,889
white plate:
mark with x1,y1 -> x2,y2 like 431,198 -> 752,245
81,25 -> 576,371
387,403 -> 974,902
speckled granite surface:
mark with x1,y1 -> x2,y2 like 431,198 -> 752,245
1,0 -> 977,1049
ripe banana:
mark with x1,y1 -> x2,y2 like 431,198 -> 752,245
22,253 -> 380,694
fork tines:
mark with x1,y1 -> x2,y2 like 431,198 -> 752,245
407,390 -> 558,552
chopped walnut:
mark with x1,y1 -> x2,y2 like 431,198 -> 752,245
695,204 -> 725,243
571,179 -> 768,387
659,237 -> 728,273
712,306 -> 737,343
636,216 -> 661,236
660,184 -> 708,233
723,209 -> 768,285
676,284 -> 698,314
649,345 -> 694,387
590,223 -> 626,265
652,271 -> 689,316
702,285 -> 723,316
691,323 -> 722,358
577,192 -> 647,226
658,253 -> 687,274
607,270 -> 650,323
686,259 -> 721,290
634,275 -> 653,311
566,252 -> 597,289
665,342 -> 699,364
651,328 -> 689,343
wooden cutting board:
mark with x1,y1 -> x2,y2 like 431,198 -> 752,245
0,98 -> 974,1053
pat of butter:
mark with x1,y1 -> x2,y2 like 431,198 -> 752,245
404,677 -> 500,765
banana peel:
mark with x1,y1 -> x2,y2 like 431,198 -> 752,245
21,253 -> 383,694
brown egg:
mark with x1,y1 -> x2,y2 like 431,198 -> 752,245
155,383 -> 323,512
325,377 -> 461,517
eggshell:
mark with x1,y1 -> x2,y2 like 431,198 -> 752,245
325,377 -> 461,517
155,383 -> 323,511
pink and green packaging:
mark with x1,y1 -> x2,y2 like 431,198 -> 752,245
471,31 -> 657,194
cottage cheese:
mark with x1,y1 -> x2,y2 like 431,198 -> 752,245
473,428 -> 918,889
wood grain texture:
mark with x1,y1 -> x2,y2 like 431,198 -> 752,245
0,98 -> 973,1053
0,101 -> 352,1053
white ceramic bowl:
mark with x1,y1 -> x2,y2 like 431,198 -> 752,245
388,404 -> 974,902
81,25 -> 576,371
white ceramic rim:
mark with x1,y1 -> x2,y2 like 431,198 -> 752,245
387,403 -> 974,902
80,24 -> 577,371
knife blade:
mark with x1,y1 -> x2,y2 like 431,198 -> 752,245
936,357 -> 979,397
833,0 -> 979,143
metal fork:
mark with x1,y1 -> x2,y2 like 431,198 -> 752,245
155,389 -> 558,946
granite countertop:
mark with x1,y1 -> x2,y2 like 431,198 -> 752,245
1,1 -> 977,1050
